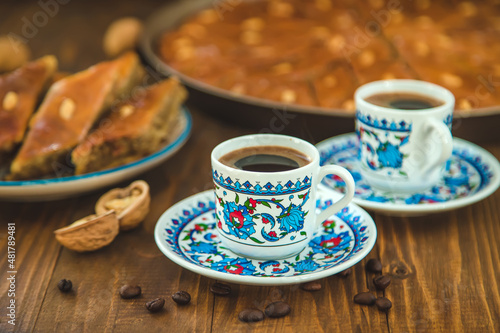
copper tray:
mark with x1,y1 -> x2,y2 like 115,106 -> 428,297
139,0 -> 500,143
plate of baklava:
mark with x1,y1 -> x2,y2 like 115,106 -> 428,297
0,52 -> 191,201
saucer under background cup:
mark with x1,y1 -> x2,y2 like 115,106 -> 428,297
317,133 -> 500,216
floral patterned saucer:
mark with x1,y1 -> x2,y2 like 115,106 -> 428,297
154,189 -> 376,286
317,133 -> 500,216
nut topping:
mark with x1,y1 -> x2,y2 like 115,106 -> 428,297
381,72 -> 396,80
327,34 -> 346,53
342,99 -> 355,111
358,50 -> 376,67
172,37 -> 193,49
414,41 -> 430,57
2,91 -> 18,111
59,98 -> 76,120
268,1 -> 294,18
322,75 -> 337,88
272,62 -> 293,75
230,83 -> 246,95
241,17 -> 265,31
458,98 -> 473,110
440,72 -> 463,88
119,105 -> 134,118
175,46 -> 195,61
54,211 -> 120,252
240,31 -> 262,45
181,23 -> 207,39
280,89 -> 296,103
95,180 -> 150,231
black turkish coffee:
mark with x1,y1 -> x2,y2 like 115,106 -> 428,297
219,145 -> 311,172
364,92 -> 444,110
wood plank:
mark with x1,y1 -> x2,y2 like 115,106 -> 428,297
376,190 -> 500,332
0,199 -> 79,332
210,256 -> 390,332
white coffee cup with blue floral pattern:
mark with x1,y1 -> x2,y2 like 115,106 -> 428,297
211,134 -> 355,260
355,80 -> 455,193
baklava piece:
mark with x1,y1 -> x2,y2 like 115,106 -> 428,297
9,52 -> 142,180
0,56 -> 57,155
71,77 -> 187,175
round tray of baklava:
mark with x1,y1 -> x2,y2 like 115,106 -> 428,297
139,0 -> 500,141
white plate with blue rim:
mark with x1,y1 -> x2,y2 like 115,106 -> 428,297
317,133 -> 500,216
154,188 -> 377,286
0,108 -> 192,201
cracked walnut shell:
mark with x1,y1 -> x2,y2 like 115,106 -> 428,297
54,211 -> 119,252
95,180 -> 150,231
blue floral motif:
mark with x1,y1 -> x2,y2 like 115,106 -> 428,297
293,259 -> 320,272
278,204 -> 305,233
221,201 -> 255,240
217,191 -> 309,244
309,232 -> 352,255
211,257 -> 256,275
189,242 -> 217,254
318,134 -> 495,206
377,141 -> 403,168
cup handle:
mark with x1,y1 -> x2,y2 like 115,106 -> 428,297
417,119 -> 453,175
316,165 -> 355,229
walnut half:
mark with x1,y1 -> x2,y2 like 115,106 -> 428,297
54,211 -> 119,252
95,180 -> 150,231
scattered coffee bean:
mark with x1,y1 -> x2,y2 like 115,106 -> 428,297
145,298 -> 165,313
300,281 -> 322,291
119,284 -> 141,299
375,297 -> 392,312
210,282 -> 231,296
264,301 -> 291,318
238,308 -> 265,323
366,258 -> 383,273
353,292 -> 376,305
57,279 -> 72,292
373,275 -> 391,290
172,290 -> 191,305
338,268 -> 352,278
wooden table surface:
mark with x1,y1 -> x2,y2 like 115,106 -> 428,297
1,1 -> 500,332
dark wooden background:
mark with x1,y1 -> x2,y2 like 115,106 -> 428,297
1,1 -> 500,332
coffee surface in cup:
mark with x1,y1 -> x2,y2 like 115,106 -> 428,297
219,145 -> 311,172
364,92 -> 444,110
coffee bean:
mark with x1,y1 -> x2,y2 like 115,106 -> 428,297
57,279 -> 72,292
373,275 -> 391,290
300,281 -> 322,291
210,282 -> 231,296
119,284 -> 141,299
353,292 -> 376,305
337,268 -> 352,278
375,297 -> 392,311
366,258 -> 383,273
145,298 -> 165,313
238,308 -> 265,323
264,301 -> 291,318
172,290 -> 191,305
